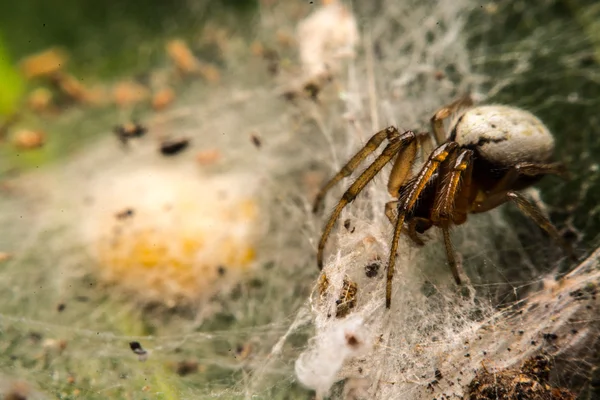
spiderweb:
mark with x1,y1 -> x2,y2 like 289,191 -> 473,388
0,0 -> 599,399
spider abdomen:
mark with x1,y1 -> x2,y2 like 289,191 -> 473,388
451,105 -> 554,166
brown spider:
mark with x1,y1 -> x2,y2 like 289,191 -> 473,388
313,96 -> 576,309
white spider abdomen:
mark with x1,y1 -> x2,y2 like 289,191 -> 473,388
452,105 -> 554,165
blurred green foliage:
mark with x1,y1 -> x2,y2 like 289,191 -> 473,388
0,0 -> 257,78
567,0 -> 600,64
0,34 -> 24,116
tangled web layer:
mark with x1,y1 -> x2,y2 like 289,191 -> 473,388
291,0 -> 600,399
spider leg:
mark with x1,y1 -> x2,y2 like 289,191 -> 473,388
452,150 -> 475,225
430,95 -> 473,145
472,190 -> 576,261
442,227 -> 460,284
385,200 -> 399,225
430,149 -> 474,285
407,218 -> 431,246
431,149 -> 474,223
418,130 -> 436,160
317,131 -> 419,270
386,132 -> 432,196
313,126 -> 400,213
385,201 -> 428,246
506,191 -> 577,261
386,142 -> 458,308
518,162 -> 569,179
473,162 -> 569,211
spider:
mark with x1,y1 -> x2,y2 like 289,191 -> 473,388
313,96 -> 576,309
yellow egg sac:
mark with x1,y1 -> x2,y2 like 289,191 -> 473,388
83,168 -> 261,307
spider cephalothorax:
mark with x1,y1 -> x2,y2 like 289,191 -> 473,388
313,96 -> 575,309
